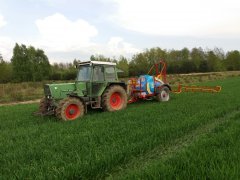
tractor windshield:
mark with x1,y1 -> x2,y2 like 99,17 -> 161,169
77,65 -> 91,81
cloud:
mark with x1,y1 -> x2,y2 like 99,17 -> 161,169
49,37 -> 140,62
0,15 -> 7,28
0,15 -> 13,60
107,37 -> 139,54
0,37 -> 15,60
35,13 -> 98,52
92,37 -> 139,57
112,0 -> 240,37
34,13 -> 139,62
27,0 -> 67,7
0,13 -> 140,62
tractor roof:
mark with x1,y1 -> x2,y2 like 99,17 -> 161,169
78,61 -> 116,66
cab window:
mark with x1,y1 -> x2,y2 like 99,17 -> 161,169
93,66 -> 104,81
105,66 -> 116,81
77,65 -> 91,81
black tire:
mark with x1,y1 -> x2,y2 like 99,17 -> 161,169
102,85 -> 127,112
55,97 -> 84,121
156,86 -> 170,102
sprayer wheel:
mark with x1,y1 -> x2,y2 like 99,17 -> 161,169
156,86 -> 170,102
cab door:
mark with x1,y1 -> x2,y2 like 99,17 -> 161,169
91,65 -> 106,97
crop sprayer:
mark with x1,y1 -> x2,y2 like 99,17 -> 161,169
36,60 -> 221,121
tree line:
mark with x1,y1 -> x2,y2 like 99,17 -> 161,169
0,44 -> 239,83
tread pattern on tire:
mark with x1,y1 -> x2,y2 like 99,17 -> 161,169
55,97 -> 84,121
102,85 -> 127,112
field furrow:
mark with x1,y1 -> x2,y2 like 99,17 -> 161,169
116,111 -> 240,179
107,108 -> 240,179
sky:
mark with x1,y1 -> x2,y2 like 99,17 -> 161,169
0,0 -> 240,63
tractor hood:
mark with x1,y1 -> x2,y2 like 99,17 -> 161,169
44,83 -> 76,100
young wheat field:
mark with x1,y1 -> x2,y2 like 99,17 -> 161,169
0,77 -> 240,179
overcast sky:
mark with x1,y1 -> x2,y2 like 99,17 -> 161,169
0,0 -> 240,63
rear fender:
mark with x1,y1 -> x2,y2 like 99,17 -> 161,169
107,82 -> 127,92
156,84 -> 171,93
99,82 -> 127,101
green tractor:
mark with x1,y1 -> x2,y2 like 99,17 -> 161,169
38,61 -> 128,121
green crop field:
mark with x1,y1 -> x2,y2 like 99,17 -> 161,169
0,77 -> 240,179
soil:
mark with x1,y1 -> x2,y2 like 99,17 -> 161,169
0,99 -> 40,107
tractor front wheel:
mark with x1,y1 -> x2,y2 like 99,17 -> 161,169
56,97 -> 84,121
156,86 -> 170,102
102,85 -> 127,112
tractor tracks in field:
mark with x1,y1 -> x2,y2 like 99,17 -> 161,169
106,108 -> 240,179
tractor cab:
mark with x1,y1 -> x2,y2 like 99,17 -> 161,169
76,61 -> 117,80
75,61 -> 119,98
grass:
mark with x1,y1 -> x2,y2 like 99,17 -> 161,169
0,71 -> 240,104
0,80 -> 74,104
0,77 -> 240,179
167,70 -> 240,86
116,111 -> 240,179
0,82 -> 44,103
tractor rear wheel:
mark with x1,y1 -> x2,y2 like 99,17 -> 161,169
56,97 -> 84,121
102,85 -> 127,112
156,86 -> 170,102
